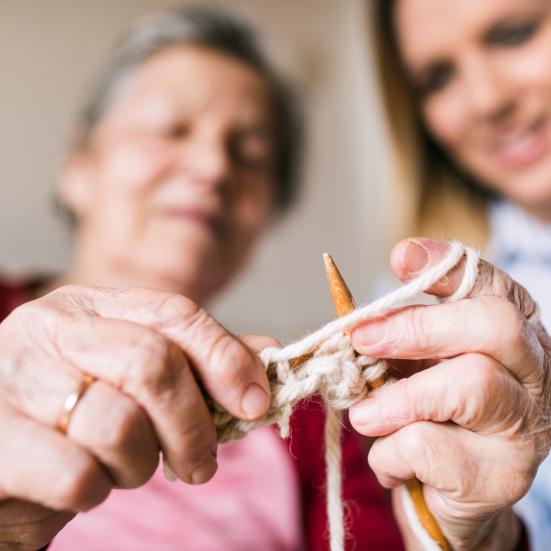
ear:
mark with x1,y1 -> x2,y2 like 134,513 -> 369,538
57,150 -> 95,219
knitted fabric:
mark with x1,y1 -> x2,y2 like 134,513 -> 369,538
170,242 -> 481,550
213,242 -> 480,445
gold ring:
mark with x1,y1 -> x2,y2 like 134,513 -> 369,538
58,374 -> 95,434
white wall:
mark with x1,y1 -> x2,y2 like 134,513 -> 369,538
0,0 -> 390,341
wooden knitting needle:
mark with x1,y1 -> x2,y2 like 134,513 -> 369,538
323,253 -> 450,551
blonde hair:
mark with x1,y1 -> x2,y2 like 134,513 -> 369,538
369,0 -> 490,249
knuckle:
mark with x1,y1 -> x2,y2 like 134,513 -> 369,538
207,333 -> 253,388
477,263 -> 537,320
47,285 -> 95,314
403,423 -> 474,495
129,329 -> 182,398
464,353 -> 499,395
8,297 -> 57,325
56,456 -> 108,511
5,297 -> 74,345
478,297 -> 529,351
460,354 -> 502,422
100,396 -> 144,453
402,421 -> 430,451
139,329 -> 171,367
174,306 -> 257,393
367,436 -> 390,473
386,378 -> 416,421
396,306 -> 433,350
429,353 -> 499,427
154,293 -> 200,326
401,422 -> 441,473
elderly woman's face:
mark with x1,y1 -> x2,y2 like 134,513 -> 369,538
62,45 -> 277,299
396,0 -> 551,218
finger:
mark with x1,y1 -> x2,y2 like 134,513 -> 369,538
3,307 -> 218,485
368,421 -> 534,515
2,349 -> 160,488
239,335 -> 282,354
0,501 -> 74,551
351,297 -> 544,387
368,421 -> 475,491
349,353 -> 532,436
390,238 -> 538,320
45,286 -> 270,421
0,407 -> 111,512
54,317 -> 219,484
67,380 -> 159,488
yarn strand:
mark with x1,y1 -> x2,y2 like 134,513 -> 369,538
261,240 -> 468,365
325,407 -> 345,551
169,242 -> 480,550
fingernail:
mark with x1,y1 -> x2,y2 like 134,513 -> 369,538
163,460 -> 177,481
241,383 -> 270,420
404,241 -> 429,274
190,452 -> 218,485
349,399 -> 379,426
352,318 -> 388,348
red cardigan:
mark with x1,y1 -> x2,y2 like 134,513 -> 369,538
0,277 -> 529,550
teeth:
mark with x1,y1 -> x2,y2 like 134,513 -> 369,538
493,121 -> 547,165
497,127 -> 542,156
500,133 -> 526,147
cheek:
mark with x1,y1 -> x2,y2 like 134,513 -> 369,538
505,39 -> 551,101
96,136 -> 175,193
84,138 -> 177,253
423,92 -> 468,151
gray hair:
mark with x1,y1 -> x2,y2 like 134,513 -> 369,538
76,6 -> 302,211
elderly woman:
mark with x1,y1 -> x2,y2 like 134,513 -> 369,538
0,7 -> 398,551
0,4 -> 549,551
366,0 -> 551,549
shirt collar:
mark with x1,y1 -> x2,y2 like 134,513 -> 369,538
488,200 -> 551,266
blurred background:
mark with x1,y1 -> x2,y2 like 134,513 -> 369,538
0,0 -> 392,340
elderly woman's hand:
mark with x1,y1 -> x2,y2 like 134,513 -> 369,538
349,238 -> 551,551
0,285 -> 270,550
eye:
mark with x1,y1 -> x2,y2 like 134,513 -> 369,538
487,19 -> 540,47
230,131 -> 275,173
414,62 -> 454,98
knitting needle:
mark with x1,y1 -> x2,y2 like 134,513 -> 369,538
323,253 -> 450,551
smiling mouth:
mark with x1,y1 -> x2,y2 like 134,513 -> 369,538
162,207 -> 225,236
492,116 -> 549,170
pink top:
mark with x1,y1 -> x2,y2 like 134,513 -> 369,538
50,426 -> 303,550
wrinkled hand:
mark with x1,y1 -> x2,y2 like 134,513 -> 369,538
349,238 -> 551,550
0,286 -> 270,550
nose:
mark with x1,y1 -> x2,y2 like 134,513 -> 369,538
461,54 -> 516,122
179,131 -> 230,189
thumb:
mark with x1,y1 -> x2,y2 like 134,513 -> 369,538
390,238 -> 538,320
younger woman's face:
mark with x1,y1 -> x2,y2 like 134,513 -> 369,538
61,45 -> 277,300
395,0 -> 551,218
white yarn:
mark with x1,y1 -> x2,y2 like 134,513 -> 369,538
325,407 -> 345,551
172,242 -> 481,551
262,240 -> 471,364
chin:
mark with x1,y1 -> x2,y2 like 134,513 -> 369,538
135,247 -> 222,301
494,163 -> 551,218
